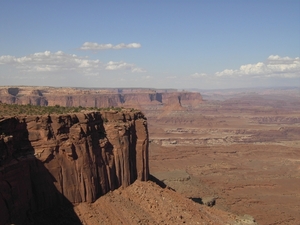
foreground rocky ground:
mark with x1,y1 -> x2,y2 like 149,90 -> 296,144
74,180 -> 257,225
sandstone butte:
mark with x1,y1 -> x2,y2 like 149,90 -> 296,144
0,110 -> 149,225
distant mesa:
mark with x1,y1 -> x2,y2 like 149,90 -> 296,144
0,86 -> 203,110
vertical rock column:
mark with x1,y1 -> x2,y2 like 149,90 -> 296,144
135,119 -> 149,181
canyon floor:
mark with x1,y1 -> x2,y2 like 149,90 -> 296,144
147,88 -> 300,225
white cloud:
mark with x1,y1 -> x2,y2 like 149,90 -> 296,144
132,68 -> 147,73
216,55 -> 300,78
105,61 -> 130,70
0,51 -> 100,74
79,42 -> 141,51
105,61 -> 146,72
0,51 -> 146,76
190,72 -> 207,78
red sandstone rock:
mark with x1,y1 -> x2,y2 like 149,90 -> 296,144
0,110 -> 149,224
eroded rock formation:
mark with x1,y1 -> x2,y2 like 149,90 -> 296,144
0,110 -> 149,225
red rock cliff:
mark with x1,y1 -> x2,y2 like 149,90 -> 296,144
0,110 -> 149,224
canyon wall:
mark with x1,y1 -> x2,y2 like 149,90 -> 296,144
0,87 -> 203,109
0,110 -> 149,225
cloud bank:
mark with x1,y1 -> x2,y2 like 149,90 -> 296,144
1,52 -> 298,89
0,51 -> 146,76
79,42 -> 141,51
216,55 -> 300,78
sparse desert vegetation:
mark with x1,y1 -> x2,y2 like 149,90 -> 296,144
0,102 -> 128,117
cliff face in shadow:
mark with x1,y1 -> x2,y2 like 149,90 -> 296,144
0,110 -> 149,224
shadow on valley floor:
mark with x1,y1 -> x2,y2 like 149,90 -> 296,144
148,174 -> 168,189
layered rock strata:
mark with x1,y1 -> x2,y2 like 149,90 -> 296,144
0,110 -> 149,225
0,87 -> 203,109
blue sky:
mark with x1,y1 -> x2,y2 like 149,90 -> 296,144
0,0 -> 299,89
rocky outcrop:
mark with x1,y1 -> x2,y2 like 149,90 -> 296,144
0,110 -> 149,225
0,87 -> 203,109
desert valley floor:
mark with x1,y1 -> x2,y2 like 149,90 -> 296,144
147,88 -> 300,225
